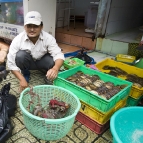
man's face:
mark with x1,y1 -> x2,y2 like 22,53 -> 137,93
24,24 -> 43,38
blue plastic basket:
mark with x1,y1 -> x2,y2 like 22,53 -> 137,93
19,85 -> 81,141
110,107 -> 143,143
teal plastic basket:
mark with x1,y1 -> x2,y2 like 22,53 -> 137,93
110,107 -> 143,143
19,85 -> 81,141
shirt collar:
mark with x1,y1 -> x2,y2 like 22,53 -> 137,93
24,31 -> 44,41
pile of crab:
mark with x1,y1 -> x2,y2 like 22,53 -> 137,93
67,59 -> 78,66
103,65 -> 143,88
27,87 -> 70,119
66,71 -> 127,100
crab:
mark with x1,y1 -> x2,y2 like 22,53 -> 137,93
133,83 -> 142,88
96,86 -> 109,95
104,82 -> 114,89
103,66 -> 127,76
91,75 -> 100,82
100,93 -> 111,100
109,86 -> 121,97
85,85 -> 92,91
89,84 -> 97,90
127,74 -> 143,88
93,80 -> 105,87
90,90 -> 99,95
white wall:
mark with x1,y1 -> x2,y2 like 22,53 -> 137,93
105,0 -> 143,36
24,0 -> 56,37
73,0 -> 90,16
71,0 -> 99,16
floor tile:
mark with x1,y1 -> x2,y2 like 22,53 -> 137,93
87,52 -> 108,58
0,58 -> 113,143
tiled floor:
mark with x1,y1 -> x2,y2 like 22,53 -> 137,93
105,27 -> 142,43
1,52 -> 114,143
0,19 -> 116,143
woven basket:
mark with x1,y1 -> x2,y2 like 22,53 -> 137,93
19,85 -> 81,141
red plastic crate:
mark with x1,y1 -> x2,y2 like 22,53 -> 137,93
76,112 -> 110,134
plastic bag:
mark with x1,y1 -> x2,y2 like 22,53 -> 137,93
0,83 -> 17,117
0,83 -> 14,142
74,48 -> 96,64
0,120 -> 12,143
0,97 -> 8,134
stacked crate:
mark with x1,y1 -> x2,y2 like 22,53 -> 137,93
95,58 -> 143,107
54,66 -> 132,134
76,97 -> 127,134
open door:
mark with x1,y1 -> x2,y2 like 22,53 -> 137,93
95,0 -> 143,56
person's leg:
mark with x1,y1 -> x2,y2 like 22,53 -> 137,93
15,50 -> 37,70
15,50 -> 37,82
35,53 -> 55,71
16,51 -> 55,83
35,53 -> 55,84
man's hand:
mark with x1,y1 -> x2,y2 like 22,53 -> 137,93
46,68 -> 58,81
46,59 -> 64,81
19,78 -> 28,92
12,70 -> 29,92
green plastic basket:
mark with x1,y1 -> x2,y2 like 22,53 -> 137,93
64,58 -> 85,69
54,66 -> 132,112
127,96 -> 143,106
19,85 -> 81,141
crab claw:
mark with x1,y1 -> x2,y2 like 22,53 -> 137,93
42,113 -> 48,118
49,99 -> 65,107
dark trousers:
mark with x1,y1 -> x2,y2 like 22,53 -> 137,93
15,50 -> 55,72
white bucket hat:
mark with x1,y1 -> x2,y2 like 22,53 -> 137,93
24,11 -> 42,26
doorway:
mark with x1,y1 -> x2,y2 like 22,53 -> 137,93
55,0 -> 99,54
